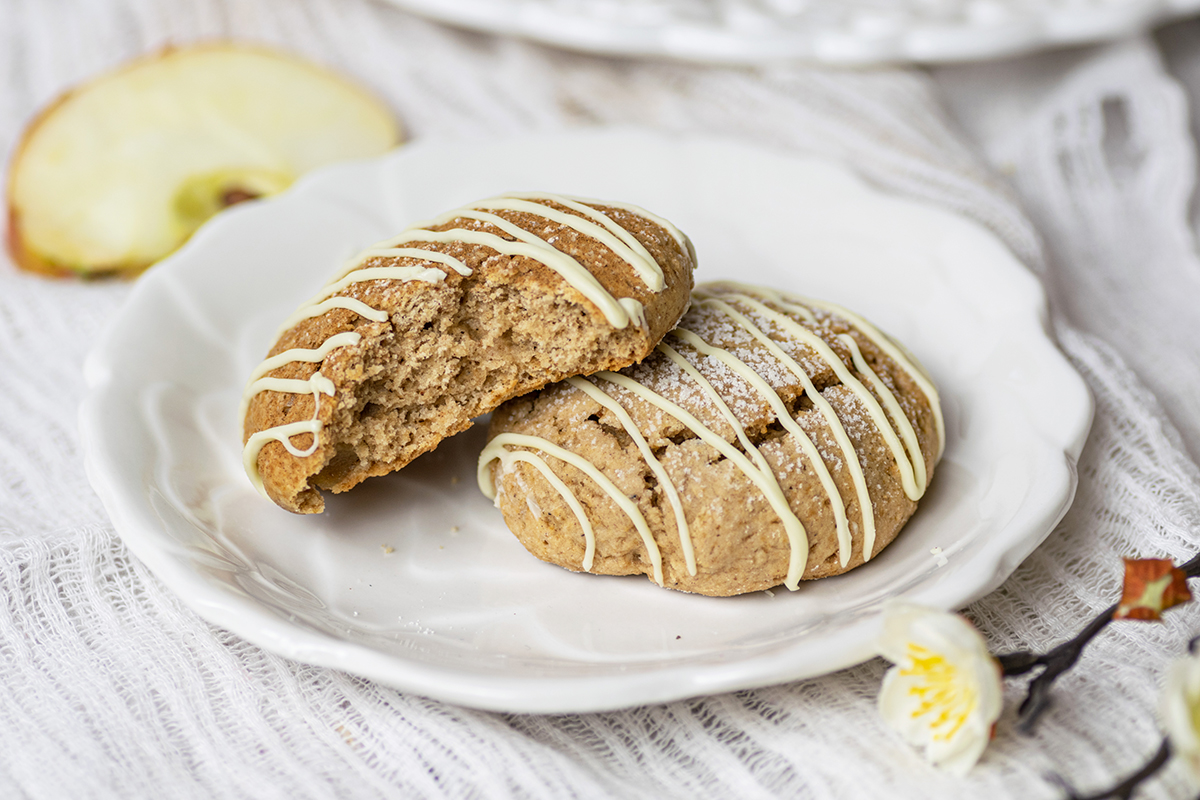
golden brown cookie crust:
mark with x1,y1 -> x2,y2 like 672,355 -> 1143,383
485,282 -> 941,596
243,195 -> 695,514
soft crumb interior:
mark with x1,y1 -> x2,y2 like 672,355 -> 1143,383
311,282 -> 639,492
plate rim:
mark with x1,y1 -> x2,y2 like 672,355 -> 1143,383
382,0 -> 1200,66
80,129 -> 1094,713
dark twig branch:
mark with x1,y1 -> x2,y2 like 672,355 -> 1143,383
984,556 -> 1199,796
1049,738 -> 1171,800
996,555 -> 1200,734
997,602 -> 1118,733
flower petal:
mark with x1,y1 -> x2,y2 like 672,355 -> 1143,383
1161,654 -> 1200,787
876,602 -> 1002,775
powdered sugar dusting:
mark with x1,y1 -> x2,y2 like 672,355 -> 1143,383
490,280 -> 940,590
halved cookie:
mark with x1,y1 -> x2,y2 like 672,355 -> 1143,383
242,193 -> 695,513
481,281 -> 943,596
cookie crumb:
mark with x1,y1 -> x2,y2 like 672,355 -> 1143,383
381,544 -> 394,554
930,546 -> 948,567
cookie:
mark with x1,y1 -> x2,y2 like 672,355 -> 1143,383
242,192 -> 696,514
480,281 -> 943,596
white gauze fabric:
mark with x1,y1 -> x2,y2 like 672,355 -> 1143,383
3,1 -> 1200,797
937,35 -> 1200,464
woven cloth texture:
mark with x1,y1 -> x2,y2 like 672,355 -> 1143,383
3,1 -> 1200,797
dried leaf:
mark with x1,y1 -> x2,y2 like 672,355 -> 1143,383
1114,558 -> 1191,621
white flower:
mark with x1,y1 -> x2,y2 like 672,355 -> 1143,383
1160,651 -> 1200,786
877,602 -> 1002,775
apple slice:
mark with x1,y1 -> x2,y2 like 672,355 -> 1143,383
6,44 -> 401,277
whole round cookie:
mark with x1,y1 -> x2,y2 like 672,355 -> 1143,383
242,193 -> 695,514
480,281 -> 944,596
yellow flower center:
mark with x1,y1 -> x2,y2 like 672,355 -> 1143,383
900,643 -> 977,742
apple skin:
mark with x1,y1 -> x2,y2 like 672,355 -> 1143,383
6,207 -> 91,279
5,88 -> 108,278
5,43 -> 402,279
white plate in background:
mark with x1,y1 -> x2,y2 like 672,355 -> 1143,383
384,0 -> 1200,65
80,129 -> 1092,713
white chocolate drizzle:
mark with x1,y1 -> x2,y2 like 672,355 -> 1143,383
478,433 -> 665,586
242,371 -> 336,496
686,296 -> 870,562
520,192 -> 695,268
242,193 -> 679,500
567,375 -> 695,576
333,248 -> 472,281
696,287 -> 932,500
479,283 -> 943,591
471,196 -> 665,290
241,331 -> 364,423
714,280 -> 944,460
495,449 -> 599,571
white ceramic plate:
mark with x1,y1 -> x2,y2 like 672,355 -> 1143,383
384,0 -> 1200,66
81,130 -> 1092,713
